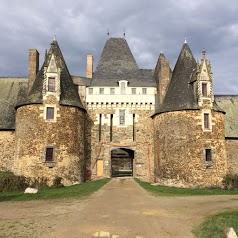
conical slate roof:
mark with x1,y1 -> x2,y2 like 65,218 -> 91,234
91,37 -> 156,87
156,42 -> 199,114
16,39 -> 84,110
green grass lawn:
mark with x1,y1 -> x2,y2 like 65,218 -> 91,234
0,178 -> 111,201
135,178 -> 238,196
193,210 -> 238,238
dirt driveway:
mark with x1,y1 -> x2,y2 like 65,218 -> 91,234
0,178 -> 238,238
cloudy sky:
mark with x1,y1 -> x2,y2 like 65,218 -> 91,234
0,0 -> 238,94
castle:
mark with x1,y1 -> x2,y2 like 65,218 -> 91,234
0,36 -> 238,187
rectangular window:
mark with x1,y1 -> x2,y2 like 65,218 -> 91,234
205,148 -> 212,162
131,88 -> 136,94
120,82 -> 126,94
99,114 -> 102,142
110,114 -> 113,142
45,147 -> 54,162
202,83 -> 208,96
99,88 -> 104,94
110,88 -> 115,94
89,88 -> 93,94
133,113 -> 135,141
46,107 -> 54,120
204,113 -> 209,129
119,110 -> 125,125
48,77 -> 55,92
142,88 -> 147,94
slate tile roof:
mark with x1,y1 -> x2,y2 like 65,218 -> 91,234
91,37 -> 156,87
215,95 -> 238,138
0,77 -> 28,129
156,42 -> 199,114
16,39 -> 85,110
155,42 -> 224,115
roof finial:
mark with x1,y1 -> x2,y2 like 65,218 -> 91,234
160,50 -> 163,54
53,35 -> 56,41
202,48 -> 206,58
184,38 -> 187,44
45,49 -> 47,60
123,28 -> 126,38
107,28 -> 110,38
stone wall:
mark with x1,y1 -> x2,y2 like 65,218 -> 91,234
14,103 -> 85,185
153,110 -> 227,187
0,131 -> 15,171
87,106 -> 155,182
226,139 -> 238,174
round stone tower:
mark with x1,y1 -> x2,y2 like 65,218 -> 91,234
14,38 -> 86,185
153,42 -> 227,187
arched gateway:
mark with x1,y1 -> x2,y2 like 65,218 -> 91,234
111,148 -> 134,177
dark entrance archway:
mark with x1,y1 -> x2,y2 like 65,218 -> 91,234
111,148 -> 134,177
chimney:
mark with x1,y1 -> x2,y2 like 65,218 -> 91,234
86,55 -> 93,78
154,53 -> 170,105
28,49 -> 39,90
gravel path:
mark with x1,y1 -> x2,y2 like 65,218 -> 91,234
1,178 -> 238,238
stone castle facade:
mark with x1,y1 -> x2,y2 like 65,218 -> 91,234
0,36 -> 238,187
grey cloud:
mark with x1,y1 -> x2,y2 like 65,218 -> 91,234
0,0 -> 238,94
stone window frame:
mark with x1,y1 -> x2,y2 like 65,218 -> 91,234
99,88 -> 104,94
45,74 -> 59,96
131,88 -> 136,94
89,88 -> 93,95
118,80 -> 128,95
119,109 -> 125,126
120,82 -> 126,94
44,104 -> 57,122
202,109 -> 212,131
48,77 -> 56,92
42,146 -> 56,168
110,88 -> 115,94
203,148 -> 214,168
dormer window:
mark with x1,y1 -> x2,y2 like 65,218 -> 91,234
202,83 -> 208,96
120,82 -> 126,94
48,77 -> 55,92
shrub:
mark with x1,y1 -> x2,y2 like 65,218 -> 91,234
52,177 -> 64,188
223,174 -> 238,189
0,175 -> 28,192
28,177 -> 49,189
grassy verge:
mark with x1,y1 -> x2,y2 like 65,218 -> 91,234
135,179 -> 238,196
0,178 -> 111,201
193,210 -> 238,238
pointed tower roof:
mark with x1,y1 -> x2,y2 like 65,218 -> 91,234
16,39 -> 84,110
155,42 -> 199,114
91,37 -> 155,87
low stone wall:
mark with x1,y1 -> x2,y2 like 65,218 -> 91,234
0,131 -> 15,171
226,139 -> 238,174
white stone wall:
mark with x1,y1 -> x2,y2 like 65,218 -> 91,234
85,85 -> 156,126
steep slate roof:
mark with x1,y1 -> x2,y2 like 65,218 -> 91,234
155,43 -> 223,115
156,43 -> 199,114
91,37 -> 156,87
215,95 -> 238,138
0,77 -> 28,129
16,39 -> 84,110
